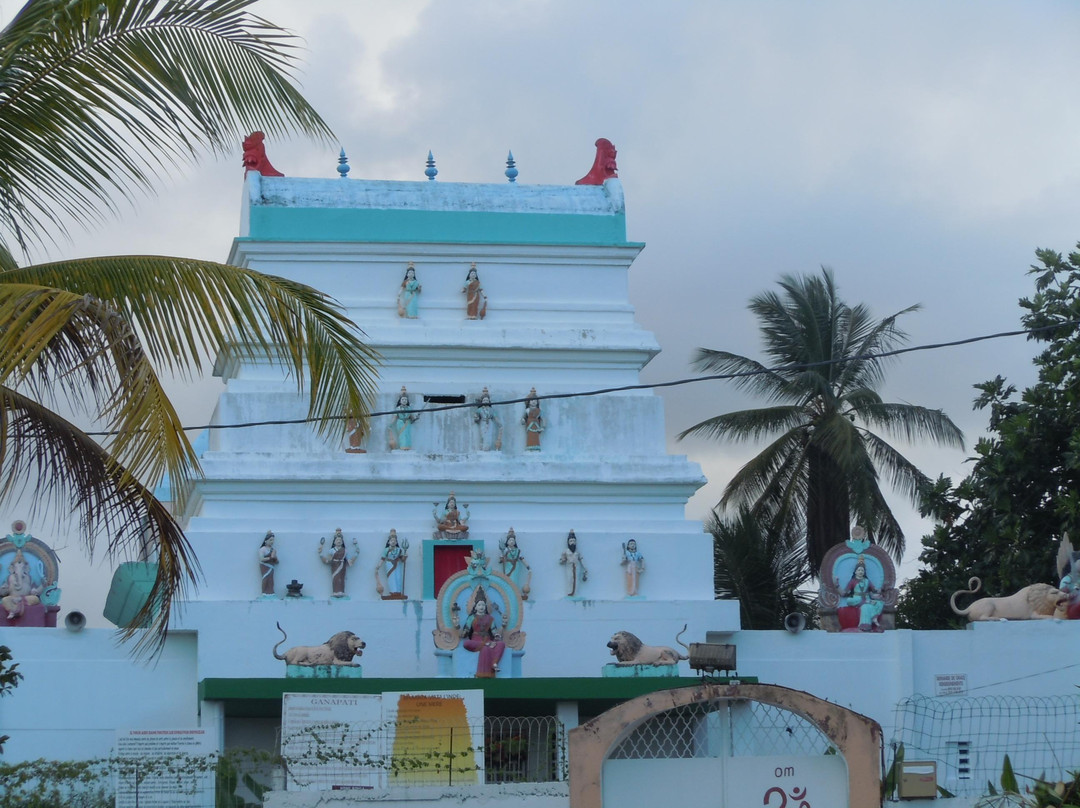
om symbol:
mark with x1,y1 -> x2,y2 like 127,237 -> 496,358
763,785 -> 809,807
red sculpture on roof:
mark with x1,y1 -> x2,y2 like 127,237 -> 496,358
242,131 -> 284,177
575,138 -> 618,185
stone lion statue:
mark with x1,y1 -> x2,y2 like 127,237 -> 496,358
273,622 -> 365,666
607,625 -> 689,666
950,578 -> 1067,621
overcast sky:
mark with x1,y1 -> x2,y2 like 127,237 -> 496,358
10,1 -> 1080,623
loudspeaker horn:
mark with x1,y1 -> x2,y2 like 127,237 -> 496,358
64,611 -> 86,632
784,612 -> 806,634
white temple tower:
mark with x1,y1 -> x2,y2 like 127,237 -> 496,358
165,156 -> 736,707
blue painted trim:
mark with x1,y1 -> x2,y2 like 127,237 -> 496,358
248,208 -> 628,245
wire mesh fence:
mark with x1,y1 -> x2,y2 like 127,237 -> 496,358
608,698 -> 835,760
893,694 -> 1080,797
282,714 -> 566,790
0,716 -> 564,806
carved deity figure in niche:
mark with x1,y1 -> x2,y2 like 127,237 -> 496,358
841,555 -> 884,631
621,539 -> 645,597
461,587 -> 505,678
474,387 -> 502,451
1,549 -> 41,619
397,263 -> 422,319
575,137 -> 618,185
319,529 -> 360,598
433,492 -> 470,539
388,386 -> 419,450
375,529 -> 409,600
559,530 -> 588,597
521,387 -> 544,451
242,131 -> 284,177
817,526 -> 899,631
462,263 -> 488,320
258,530 -> 278,597
499,528 -> 531,599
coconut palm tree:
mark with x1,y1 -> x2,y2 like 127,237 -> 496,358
680,269 -> 963,575
710,507 -> 815,630
0,0 -> 379,648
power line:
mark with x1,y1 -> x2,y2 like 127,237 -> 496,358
84,319 -> 1078,437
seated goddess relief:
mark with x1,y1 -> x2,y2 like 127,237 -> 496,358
817,526 -> 898,632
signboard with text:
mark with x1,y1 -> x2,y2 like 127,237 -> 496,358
114,728 -> 216,808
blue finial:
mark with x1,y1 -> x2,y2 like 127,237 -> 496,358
425,150 -> 438,181
337,147 -> 350,178
505,150 -> 518,183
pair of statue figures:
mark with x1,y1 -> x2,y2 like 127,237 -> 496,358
395,262 -> 487,320
384,386 -> 543,453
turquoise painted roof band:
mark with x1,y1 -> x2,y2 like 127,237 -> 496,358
247,207 -> 629,245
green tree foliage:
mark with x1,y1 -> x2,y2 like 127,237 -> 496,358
681,269 -> 964,575
0,1 -> 380,649
709,508 -> 815,629
899,246 -> 1080,629
0,644 -> 22,753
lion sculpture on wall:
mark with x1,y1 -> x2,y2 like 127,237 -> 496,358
272,622 -> 365,666
949,578 -> 1067,622
607,625 -> 689,666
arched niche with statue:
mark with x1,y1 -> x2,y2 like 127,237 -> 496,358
0,520 -> 61,627
432,548 -> 526,678
817,528 -> 898,632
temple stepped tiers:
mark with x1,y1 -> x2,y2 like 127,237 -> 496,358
170,162 -> 734,682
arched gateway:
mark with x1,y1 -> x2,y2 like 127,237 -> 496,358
569,682 -> 883,808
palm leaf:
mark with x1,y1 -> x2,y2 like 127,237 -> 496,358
0,385 -> 196,652
0,0 -> 333,253
857,401 -> 965,447
678,404 -> 806,443
0,281 -> 197,509
2,257 -> 381,436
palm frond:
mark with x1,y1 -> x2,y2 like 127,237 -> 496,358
719,428 -> 809,510
710,508 -> 814,629
857,401 -> 965,448
0,384 -> 196,653
3,256 -> 381,434
678,404 -> 806,443
0,282 -> 197,509
0,0 -> 333,252
859,430 -> 933,507
689,348 -> 794,401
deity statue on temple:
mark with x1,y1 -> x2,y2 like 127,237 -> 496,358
462,263 -> 488,320
559,530 -> 588,597
433,492 -> 470,539
388,386 -> 420,450
319,529 -> 360,598
375,529 -> 409,600
499,528 -> 531,598
258,530 -> 278,597
397,263 -> 422,318
621,539 -> 645,597
521,388 -> 544,451
1,549 -> 41,619
474,387 -> 502,451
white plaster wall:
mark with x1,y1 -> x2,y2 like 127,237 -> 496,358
731,621 -> 1080,746
0,628 -> 199,762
